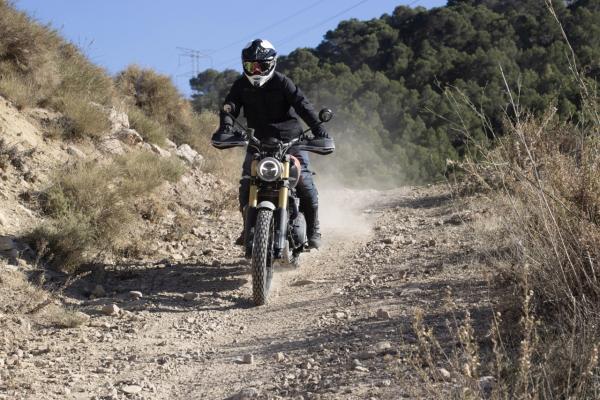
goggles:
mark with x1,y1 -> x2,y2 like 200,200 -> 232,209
243,59 -> 274,76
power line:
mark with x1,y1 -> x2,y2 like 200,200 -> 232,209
217,0 -> 422,70
176,47 -> 213,77
277,0 -> 370,48
208,0 -> 326,57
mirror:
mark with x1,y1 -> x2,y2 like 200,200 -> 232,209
319,108 -> 333,122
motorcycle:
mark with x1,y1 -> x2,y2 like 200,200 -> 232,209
211,107 -> 334,305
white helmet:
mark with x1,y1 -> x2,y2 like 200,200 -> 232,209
241,39 -> 277,87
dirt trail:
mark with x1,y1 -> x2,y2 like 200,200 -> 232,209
2,186 -> 494,400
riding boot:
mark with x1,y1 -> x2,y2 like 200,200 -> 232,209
304,204 -> 321,249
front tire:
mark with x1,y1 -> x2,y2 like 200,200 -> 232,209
252,209 -> 274,305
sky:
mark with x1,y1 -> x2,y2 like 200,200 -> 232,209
14,0 -> 447,97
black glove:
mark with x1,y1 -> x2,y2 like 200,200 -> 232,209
312,125 -> 329,139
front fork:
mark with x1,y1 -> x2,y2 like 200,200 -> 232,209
244,156 -> 290,259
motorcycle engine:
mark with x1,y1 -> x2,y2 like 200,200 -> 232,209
291,212 -> 307,248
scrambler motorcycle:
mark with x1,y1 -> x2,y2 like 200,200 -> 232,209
211,107 -> 334,305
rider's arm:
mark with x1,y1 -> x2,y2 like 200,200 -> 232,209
281,76 -> 328,138
220,80 -> 243,130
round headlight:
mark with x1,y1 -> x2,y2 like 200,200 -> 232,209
257,157 -> 282,182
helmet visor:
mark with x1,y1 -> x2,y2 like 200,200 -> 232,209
243,60 -> 274,76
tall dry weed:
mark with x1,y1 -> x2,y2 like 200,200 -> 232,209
414,2 -> 600,397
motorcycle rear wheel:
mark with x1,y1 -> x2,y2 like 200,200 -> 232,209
252,209 -> 274,305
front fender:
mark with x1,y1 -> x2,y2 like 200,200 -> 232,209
256,201 -> 276,211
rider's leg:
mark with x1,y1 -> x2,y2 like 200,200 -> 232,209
292,151 -> 321,249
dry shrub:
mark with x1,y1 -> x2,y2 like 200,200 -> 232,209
0,71 -> 40,109
438,94 -> 600,398
116,65 -> 183,125
0,1 -> 114,138
115,65 -> 241,180
0,0 -> 61,108
31,151 -> 185,272
127,106 -> 167,145
52,96 -> 110,139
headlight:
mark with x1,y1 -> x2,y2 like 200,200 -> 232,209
257,157 -> 282,182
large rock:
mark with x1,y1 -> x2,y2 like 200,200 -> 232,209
175,144 -> 202,164
108,108 -> 130,133
99,138 -> 125,155
115,128 -> 143,146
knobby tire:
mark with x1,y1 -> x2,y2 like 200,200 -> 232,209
252,209 -> 274,305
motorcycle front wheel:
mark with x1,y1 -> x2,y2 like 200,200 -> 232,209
251,208 -> 274,305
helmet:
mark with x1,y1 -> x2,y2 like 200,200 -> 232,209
241,39 -> 277,87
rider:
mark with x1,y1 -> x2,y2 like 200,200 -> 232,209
216,39 -> 329,249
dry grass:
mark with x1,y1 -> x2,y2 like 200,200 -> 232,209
31,151 -> 185,272
412,2 -> 600,397
0,2 -> 114,139
127,106 -> 167,145
0,267 -> 87,331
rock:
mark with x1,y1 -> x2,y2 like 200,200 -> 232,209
354,365 -> 369,372
66,145 -> 86,159
382,237 -> 394,244
375,341 -> 392,353
115,128 -> 143,145
334,311 -> 347,320
171,253 -> 183,261
0,236 -> 15,251
91,285 -> 106,298
378,379 -> 392,387
227,388 -> 260,400
101,304 -> 120,316
376,309 -> 391,319
128,291 -> 143,300
99,138 -> 125,155
438,368 -> 451,380
183,292 -> 198,301
121,385 -> 142,395
175,144 -> 201,164
108,108 -> 130,132
274,352 -> 285,362
150,143 -> 171,158
242,354 -> 254,364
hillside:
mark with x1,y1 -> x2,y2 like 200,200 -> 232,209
191,0 -> 600,185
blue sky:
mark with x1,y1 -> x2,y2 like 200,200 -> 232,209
14,0 -> 447,96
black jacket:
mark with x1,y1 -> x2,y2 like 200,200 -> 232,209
221,71 -> 325,141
